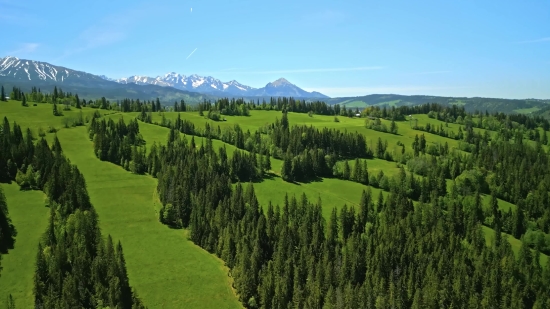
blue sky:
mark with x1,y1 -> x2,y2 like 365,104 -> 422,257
2,0 -> 549,99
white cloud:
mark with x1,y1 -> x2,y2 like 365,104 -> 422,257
403,70 -> 452,75
7,43 -> 39,56
516,37 -> 550,44
55,4 -> 154,61
209,66 -> 384,75
186,48 -> 198,60
303,86 -> 467,97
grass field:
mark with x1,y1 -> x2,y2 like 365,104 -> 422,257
1,100 -> 110,135
0,183 -> 49,309
252,176 -> 386,218
50,127 -> 242,309
514,107 -> 541,114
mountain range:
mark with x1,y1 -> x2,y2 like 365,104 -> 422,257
0,56 -> 328,102
106,73 -> 327,98
1,56 -> 549,116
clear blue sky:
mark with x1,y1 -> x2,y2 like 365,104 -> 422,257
2,0 -> 549,99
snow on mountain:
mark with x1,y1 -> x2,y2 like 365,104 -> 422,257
0,56 -> 101,83
107,72 -> 257,96
0,55 -> 328,98
106,73 -> 328,98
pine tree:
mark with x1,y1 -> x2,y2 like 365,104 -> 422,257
1,85 -> 5,101
390,120 -> 398,134
21,92 -> 27,106
491,192 -> 502,247
156,98 -> 161,112
352,158 -> 361,182
53,86 -> 58,102
75,94 -> 81,109
281,152 -> 293,182
264,151 -> 272,172
343,160 -> 351,180
53,103 -> 59,116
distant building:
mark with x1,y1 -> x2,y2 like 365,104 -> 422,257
355,113 -> 361,117
5,97 -> 9,100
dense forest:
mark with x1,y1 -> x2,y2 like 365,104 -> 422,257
0,117 -> 146,308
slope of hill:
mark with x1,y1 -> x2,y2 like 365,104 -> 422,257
326,94 -> 550,114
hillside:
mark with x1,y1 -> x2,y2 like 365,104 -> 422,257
326,94 -> 550,114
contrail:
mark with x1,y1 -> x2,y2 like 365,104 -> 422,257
186,48 -> 198,60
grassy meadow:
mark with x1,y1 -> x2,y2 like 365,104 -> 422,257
0,183 -> 49,309
48,128 -> 243,309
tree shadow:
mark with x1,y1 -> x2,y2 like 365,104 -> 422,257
251,172 -> 278,183
0,227 -> 17,254
166,224 -> 183,230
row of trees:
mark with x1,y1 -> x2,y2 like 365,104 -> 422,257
0,117 -> 146,308
88,117 -> 147,173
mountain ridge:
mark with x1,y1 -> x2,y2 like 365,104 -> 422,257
0,56 -> 328,101
105,72 -> 328,98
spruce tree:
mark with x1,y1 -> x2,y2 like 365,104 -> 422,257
75,94 -> 81,109
1,85 -> 5,101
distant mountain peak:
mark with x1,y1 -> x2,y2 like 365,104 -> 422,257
269,78 -> 292,87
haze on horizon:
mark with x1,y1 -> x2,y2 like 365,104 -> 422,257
1,0 -> 549,99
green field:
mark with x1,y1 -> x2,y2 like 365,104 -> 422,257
0,183 -> 49,309
514,107 -> 541,114
50,127 -> 242,309
253,177 -> 386,218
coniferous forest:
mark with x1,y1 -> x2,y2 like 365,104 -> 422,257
1,86 -> 550,308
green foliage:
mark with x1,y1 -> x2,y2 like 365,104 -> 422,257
0,186 -> 17,254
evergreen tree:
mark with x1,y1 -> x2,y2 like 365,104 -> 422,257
1,85 -> 6,101
390,120 -> 398,134
264,151 -> 272,172
75,94 -> 81,109
0,186 -> 16,253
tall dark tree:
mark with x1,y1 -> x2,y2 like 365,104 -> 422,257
0,186 -> 16,253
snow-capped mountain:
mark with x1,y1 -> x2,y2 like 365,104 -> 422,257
108,73 -> 328,98
0,56 -> 328,99
111,73 -> 256,96
0,56 -> 214,103
0,56 -> 105,84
